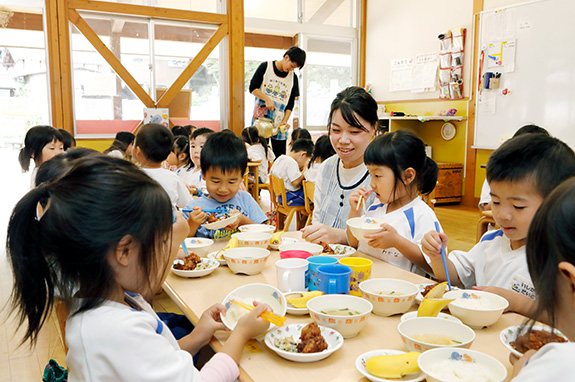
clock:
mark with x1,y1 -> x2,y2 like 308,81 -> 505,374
441,122 -> 456,140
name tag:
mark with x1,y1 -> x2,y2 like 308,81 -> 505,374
511,275 -> 536,299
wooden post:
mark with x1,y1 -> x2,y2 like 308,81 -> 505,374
359,0 -> 367,88
45,0 -> 64,129
226,0 -> 245,136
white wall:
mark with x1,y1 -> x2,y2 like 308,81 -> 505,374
365,0 -> 473,102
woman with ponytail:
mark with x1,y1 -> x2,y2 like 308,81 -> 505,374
347,129 -> 440,275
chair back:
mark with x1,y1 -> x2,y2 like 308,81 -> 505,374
270,175 -> 288,209
303,180 -> 315,215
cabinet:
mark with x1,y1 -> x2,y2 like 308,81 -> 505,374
435,162 -> 463,204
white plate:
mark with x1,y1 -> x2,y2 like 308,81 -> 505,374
171,258 -> 219,278
317,244 -> 356,259
355,349 -> 424,382
270,236 -> 298,251
202,212 -> 240,230
400,311 -> 462,324
415,283 -> 459,305
283,291 -> 314,316
207,251 -> 227,266
265,323 -> 343,362
500,325 -> 568,358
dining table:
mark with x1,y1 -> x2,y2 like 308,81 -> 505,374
162,232 -> 525,381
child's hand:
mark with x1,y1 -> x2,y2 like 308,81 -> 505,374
233,302 -> 271,340
421,230 -> 447,259
195,304 -> 228,345
301,223 -> 346,244
364,223 -> 399,249
187,185 -> 198,195
189,206 -> 207,226
224,209 -> 243,231
348,188 -> 372,217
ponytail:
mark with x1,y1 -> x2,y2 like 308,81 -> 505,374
419,156 -> 439,195
18,147 -> 32,172
243,126 -> 269,158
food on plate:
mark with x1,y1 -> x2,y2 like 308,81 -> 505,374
418,282 -> 454,317
286,291 -> 324,309
411,333 -> 462,346
225,295 -> 263,325
320,241 -> 334,254
213,237 -> 239,260
270,231 -> 284,245
421,283 -> 438,298
173,253 -> 206,270
273,322 -> 328,354
207,211 -> 234,223
365,351 -> 420,379
511,329 -> 567,353
319,308 -> 360,316
424,358 -> 497,382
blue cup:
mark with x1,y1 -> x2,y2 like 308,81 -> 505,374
317,264 -> 352,295
307,256 -> 338,291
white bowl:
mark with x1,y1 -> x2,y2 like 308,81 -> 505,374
239,224 -> 276,234
220,283 -> 287,331
401,311 -> 462,324
355,349 -> 425,382
270,236 -> 298,251
207,251 -> 227,266
318,244 -> 356,259
279,242 -> 324,256
444,289 -> 509,329
346,217 -> 386,240
397,317 -> 475,353
232,232 -> 272,248
500,325 -> 568,358
223,247 -> 270,275
359,279 -> 419,316
171,258 -> 219,278
264,323 -> 344,362
182,237 -> 214,257
306,294 -> 373,338
418,348 -> 507,382
203,212 -> 239,230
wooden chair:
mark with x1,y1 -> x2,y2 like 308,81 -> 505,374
302,180 -> 315,227
52,299 -> 70,353
270,174 -> 307,231
476,210 -> 497,242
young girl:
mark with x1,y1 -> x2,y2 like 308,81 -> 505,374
242,126 -> 275,183
18,125 -> 64,188
304,134 -> 336,183
288,127 -> 312,150
104,131 -> 135,160
188,127 -> 214,196
167,135 -> 195,192
7,156 -> 270,382
510,178 -> 575,380
348,129 -> 440,275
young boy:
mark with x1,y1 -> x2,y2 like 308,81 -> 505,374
270,138 -> 314,206
422,134 -> 575,316
188,127 -> 214,196
133,123 -> 192,208
184,132 -> 268,239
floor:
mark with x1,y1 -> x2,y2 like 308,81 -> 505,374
0,147 -> 480,380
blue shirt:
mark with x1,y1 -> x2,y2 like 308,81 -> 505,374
183,190 -> 268,239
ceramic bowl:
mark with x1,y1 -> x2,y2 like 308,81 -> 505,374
306,294 -> 373,338
355,349 -> 425,382
418,348 -> 507,382
238,224 -> 276,234
359,279 -> 419,316
346,217 -> 386,240
443,289 -> 508,329
232,232 -> 272,249
397,317 -> 475,353
400,311 -> 462,324
279,242 -> 323,256
223,247 -> 270,275
182,237 -> 214,257
171,258 -> 219,278
500,325 -> 568,358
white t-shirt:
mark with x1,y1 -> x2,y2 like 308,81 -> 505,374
304,161 -> 321,183
271,155 -> 302,192
107,149 -> 124,159
141,167 -> 192,208
175,165 -> 195,188
479,179 -> 491,209
30,166 -> 38,188
247,144 -> 275,183
187,168 -> 208,196
449,229 -> 536,298
66,293 -> 239,382
512,342 -> 575,381
357,197 -> 440,275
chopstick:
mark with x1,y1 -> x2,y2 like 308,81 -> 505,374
232,300 -> 286,327
181,241 -> 190,256
356,194 -> 366,214
434,221 -> 452,291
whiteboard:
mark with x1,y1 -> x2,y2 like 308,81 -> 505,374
474,0 -> 575,149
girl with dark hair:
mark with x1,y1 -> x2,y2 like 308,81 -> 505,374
7,156 -> 270,381
18,125 -> 64,188
301,86 -> 378,244
304,134 -> 335,183
242,126 -> 275,183
104,131 -> 135,160
347,130 -> 439,275
167,135 -> 195,191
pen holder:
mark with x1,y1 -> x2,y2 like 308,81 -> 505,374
489,77 -> 500,89
483,72 -> 493,89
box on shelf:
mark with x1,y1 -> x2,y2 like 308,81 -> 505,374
435,162 -> 462,204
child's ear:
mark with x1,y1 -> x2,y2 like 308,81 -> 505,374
558,261 -> 575,299
403,167 -> 416,185
178,152 -> 187,162
114,235 -> 138,267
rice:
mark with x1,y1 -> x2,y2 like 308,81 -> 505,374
426,359 -> 496,382
225,295 -> 264,327
452,297 -> 494,310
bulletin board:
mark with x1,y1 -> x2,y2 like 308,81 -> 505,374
474,0 -> 575,149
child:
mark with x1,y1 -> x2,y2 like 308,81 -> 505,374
347,130 -> 439,275
242,126 -> 275,184
7,156 -> 270,382
133,123 -> 192,208
104,131 -> 135,160
510,178 -> 575,381
270,138 -> 314,206
422,134 -> 575,315
35,147 -> 102,187
18,125 -> 64,188
288,127 -> 312,149
188,127 -> 214,196
184,132 -> 268,239
58,128 -> 76,151
167,135 -> 195,192
304,134 -> 335,183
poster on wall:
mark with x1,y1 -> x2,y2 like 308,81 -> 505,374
389,58 -> 413,92
143,108 -> 169,127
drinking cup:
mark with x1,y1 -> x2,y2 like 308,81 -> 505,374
317,264 -> 352,295
307,256 -> 338,291
275,258 -> 309,292
339,257 -> 373,296
279,250 -> 312,260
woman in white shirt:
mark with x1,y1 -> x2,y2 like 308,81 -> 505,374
242,126 -> 275,183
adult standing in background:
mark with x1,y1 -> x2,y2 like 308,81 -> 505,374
249,46 -> 306,158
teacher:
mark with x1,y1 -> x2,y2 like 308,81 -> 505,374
301,86 -> 378,244
249,46 -> 306,158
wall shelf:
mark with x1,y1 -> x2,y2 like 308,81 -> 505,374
379,116 -> 465,122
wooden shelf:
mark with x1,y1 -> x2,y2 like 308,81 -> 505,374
379,116 -> 465,122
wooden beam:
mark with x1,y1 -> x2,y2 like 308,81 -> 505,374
68,0 -> 226,24
56,0 -> 75,133
307,0 -> 345,24
227,0 -> 245,135
45,0 -> 64,129
68,9 -> 155,107
359,0 -> 367,87
157,23 -> 227,108
5,12 -> 43,31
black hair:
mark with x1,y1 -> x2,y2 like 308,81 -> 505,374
220,129 -> 237,136
242,126 -> 269,158
512,124 -> 550,138
526,177 -> 575,329
364,129 -> 438,197
135,123 -> 174,163
290,139 -> 314,156
291,128 -> 312,142
171,125 -> 192,138
327,86 -> 378,133
35,148 -> 102,187
191,127 -> 215,141
284,46 -> 306,69
18,125 -> 63,172
58,129 -> 76,151
7,156 -> 173,345
103,132 -> 135,157
308,134 -> 336,169
201,131 -> 248,176
172,135 -> 193,169
487,134 -> 575,198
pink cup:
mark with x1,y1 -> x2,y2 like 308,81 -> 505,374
280,250 -> 312,260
